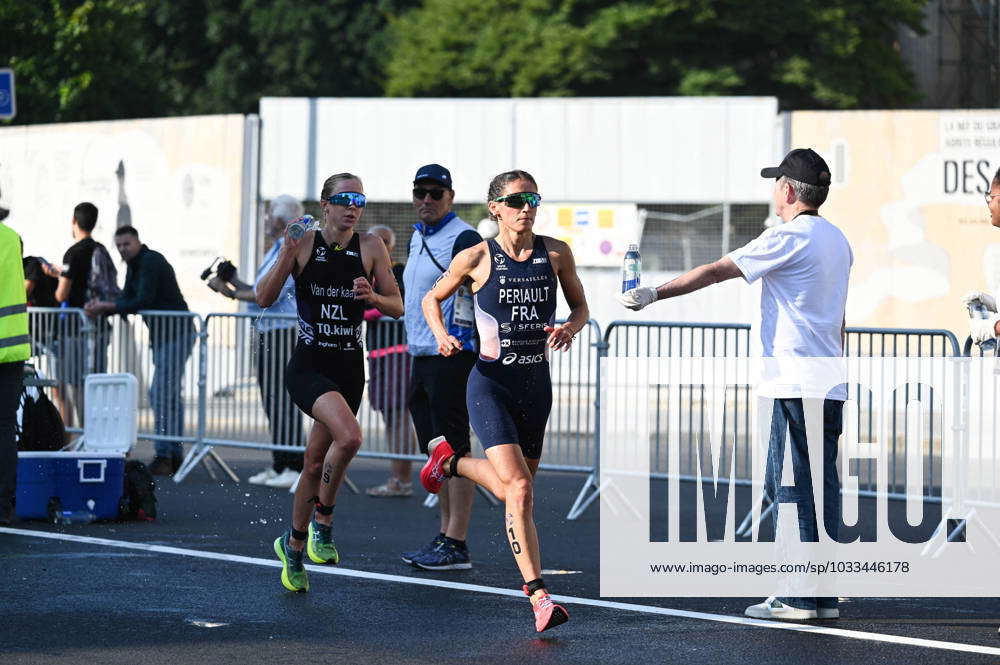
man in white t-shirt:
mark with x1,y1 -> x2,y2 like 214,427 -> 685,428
964,168 -> 1000,348
619,148 -> 853,621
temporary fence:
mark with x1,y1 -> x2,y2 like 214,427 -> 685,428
576,321 -> 965,524
23,308 -> 973,521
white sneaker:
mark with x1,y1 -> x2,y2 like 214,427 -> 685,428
744,597 -> 818,620
248,467 -> 278,485
265,469 -> 300,489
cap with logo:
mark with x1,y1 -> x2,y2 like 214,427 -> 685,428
413,164 -> 453,189
760,148 -> 831,187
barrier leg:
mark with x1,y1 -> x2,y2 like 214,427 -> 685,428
736,492 -> 775,538
343,474 -> 360,495
173,443 -> 213,483
420,485 -> 496,508
206,448 -> 240,483
566,472 -> 600,520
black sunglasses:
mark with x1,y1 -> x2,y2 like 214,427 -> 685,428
413,187 -> 448,201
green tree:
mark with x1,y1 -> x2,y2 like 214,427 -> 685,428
0,0 -> 169,124
1,0 -> 419,124
144,0 -> 419,116
384,0 -> 928,109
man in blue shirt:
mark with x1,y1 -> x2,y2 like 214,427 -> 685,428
207,195 -> 305,488
401,164 -> 483,570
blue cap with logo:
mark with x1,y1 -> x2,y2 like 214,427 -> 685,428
413,164 -> 453,189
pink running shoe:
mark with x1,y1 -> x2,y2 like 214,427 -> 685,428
524,587 -> 569,632
420,436 -> 454,494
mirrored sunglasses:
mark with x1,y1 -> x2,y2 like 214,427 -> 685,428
326,192 -> 367,208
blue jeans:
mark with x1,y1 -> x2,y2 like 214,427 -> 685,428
764,398 -> 843,612
150,331 -> 195,460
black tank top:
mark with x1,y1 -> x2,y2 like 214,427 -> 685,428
473,236 -> 557,366
294,231 -> 366,354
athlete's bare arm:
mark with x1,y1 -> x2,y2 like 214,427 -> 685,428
255,226 -> 309,307
543,237 -> 589,351
355,232 -> 403,318
421,242 -> 488,356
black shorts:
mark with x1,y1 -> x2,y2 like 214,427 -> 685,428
408,352 -> 476,456
285,345 -> 364,418
466,362 -> 551,460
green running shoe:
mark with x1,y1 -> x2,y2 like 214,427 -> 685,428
307,518 -> 340,564
273,530 -> 309,592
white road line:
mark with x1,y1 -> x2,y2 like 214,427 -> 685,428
4,526 -> 999,657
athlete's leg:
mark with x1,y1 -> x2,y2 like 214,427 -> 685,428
310,390 -> 363,524
525,458 -> 541,477
445,477 -> 474,541
453,455 -> 506,500
288,420 -> 333,550
483,443 -> 547,595
438,478 -> 451,531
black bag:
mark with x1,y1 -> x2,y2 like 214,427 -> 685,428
16,389 -> 66,451
118,460 -> 157,521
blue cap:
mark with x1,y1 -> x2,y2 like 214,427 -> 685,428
413,164 -> 453,189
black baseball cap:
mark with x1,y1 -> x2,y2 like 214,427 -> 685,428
760,148 -> 831,187
413,164 -> 453,189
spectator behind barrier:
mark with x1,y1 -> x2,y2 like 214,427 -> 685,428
965,167 -> 1000,351
86,226 -> 194,476
364,225 -> 415,497
206,195 -> 305,489
42,203 -> 113,431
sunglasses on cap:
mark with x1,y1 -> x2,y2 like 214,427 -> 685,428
493,192 -> 542,209
326,192 -> 367,208
413,187 -> 448,201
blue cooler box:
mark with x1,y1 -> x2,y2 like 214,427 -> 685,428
16,452 -> 125,520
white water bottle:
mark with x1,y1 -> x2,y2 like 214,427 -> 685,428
287,215 -> 318,241
622,243 -> 641,293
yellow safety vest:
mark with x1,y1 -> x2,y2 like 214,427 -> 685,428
0,223 -> 30,363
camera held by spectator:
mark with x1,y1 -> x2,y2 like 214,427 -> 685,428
200,257 -> 237,284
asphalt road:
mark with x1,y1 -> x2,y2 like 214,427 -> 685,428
2,444 -> 999,665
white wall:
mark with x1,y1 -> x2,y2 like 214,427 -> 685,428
260,96 -> 779,204
0,115 -> 249,316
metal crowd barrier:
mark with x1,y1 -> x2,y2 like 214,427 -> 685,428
25,307 -> 94,434
24,307 -> 972,522
571,321 -> 965,522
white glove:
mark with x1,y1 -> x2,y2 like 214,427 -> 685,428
970,315 -> 1000,344
617,286 -> 658,311
962,290 -> 997,312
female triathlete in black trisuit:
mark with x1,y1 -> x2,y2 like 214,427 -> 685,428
256,172 -> 403,592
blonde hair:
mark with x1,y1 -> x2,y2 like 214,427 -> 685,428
320,173 -> 363,200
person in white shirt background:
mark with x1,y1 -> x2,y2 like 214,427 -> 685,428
964,168 -> 1000,350
619,148 -> 852,621
207,194 -> 305,489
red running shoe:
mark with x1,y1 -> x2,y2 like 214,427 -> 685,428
525,588 -> 569,632
420,436 -> 454,494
